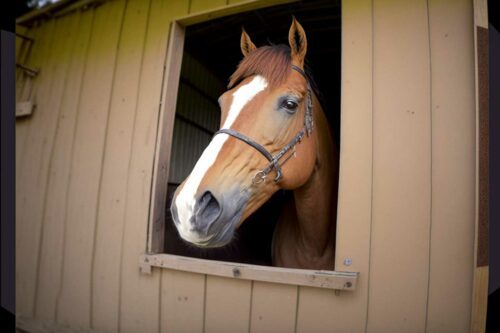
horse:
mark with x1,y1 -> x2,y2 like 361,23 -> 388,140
170,18 -> 338,270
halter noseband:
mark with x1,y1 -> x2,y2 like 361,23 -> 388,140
214,65 -> 314,185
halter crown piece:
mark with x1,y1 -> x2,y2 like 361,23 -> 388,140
214,65 -> 314,185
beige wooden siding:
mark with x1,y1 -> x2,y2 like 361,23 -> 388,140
16,17 -> 57,319
368,0 -> 432,330
56,0 -> 127,326
119,0 -> 188,330
426,0 -> 476,331
16,0 -> 478,332
205,275 -> 252,333
35,9 -> 94,322
90,0 -> 151,330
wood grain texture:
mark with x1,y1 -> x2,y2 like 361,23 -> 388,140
118,0 -> 189,331
35,10 -> 93,322
367,0 -> 431,331
55,0 -> 126,327
91,0 -> 151,331
426,0 -> 476,331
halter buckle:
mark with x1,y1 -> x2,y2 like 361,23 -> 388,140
252,170 -> 267,185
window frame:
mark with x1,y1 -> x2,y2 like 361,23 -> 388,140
143,0 -> 358,291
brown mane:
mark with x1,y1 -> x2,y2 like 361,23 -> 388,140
228,44 -> 291,89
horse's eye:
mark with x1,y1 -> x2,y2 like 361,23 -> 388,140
281,99 -> 298,112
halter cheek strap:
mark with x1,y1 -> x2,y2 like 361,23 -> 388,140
291,65 -> 314,136
214,65 -> 313,184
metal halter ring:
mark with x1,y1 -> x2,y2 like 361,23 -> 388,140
252,170 -> 267,185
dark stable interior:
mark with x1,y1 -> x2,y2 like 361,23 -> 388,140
164,0 -> 341,265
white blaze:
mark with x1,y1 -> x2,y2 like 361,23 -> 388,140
174,75 -> 268,240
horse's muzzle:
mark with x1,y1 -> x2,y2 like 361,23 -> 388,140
171,188 -> 248,248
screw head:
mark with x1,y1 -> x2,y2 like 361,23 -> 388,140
344,258 -> 352,266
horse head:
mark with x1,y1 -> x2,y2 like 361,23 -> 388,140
171,18 -> 318,247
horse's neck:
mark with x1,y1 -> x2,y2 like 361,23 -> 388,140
273,99 -> 338,269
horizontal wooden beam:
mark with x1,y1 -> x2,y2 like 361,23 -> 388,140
140,253 -> 358,291
176,0 -> 298,27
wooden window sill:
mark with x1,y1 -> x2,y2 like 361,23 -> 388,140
139,253 -> 358,291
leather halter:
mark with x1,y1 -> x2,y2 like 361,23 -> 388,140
214,65 -> 313,184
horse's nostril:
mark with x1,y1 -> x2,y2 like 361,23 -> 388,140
193,191 -> 222,229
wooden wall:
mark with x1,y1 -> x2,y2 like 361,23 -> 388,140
15,0 -> 478,332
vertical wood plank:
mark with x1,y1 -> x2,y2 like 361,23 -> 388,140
250,282 -> 297,333
161,270 -> 206,333
367,0 -> 431,331
119,0 -> 190,332
15,22 -> 48,189
148,21 -> 185,253
296,287 -> 342,333
426,0 -> 476,331
34,10 -> 93,322
55,0 -> 126,327
91,0 -> 151,331
15,17 -> 63,318
190,0 -> 227,13
205,276 -> 251,333
297,0 -> 373,332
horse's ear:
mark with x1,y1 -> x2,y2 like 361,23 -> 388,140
288,17 -> 307,66
240,28 -> 257,57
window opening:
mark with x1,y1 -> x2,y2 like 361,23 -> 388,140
163,0 -> 341,268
